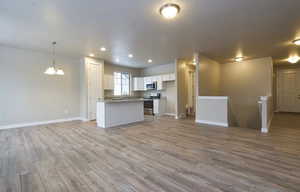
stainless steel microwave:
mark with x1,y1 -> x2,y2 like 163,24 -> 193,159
146,82 -> 157,90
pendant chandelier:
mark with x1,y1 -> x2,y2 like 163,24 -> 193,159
44,42 -> 64,75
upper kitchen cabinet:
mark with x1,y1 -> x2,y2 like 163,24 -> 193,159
169,73 -> 176,81
155,75 -> 165,90
157,80 -> 165,90
104,74 -> 114,90
133,73 -> 175,92
143,76 -> 152,90
133,77 -> 145,91
144,76 -> 152,84
152,76 -> 159,82
162,73 -> 176,82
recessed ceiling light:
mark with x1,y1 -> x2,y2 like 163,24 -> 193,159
128,54 -> 133,58
160,3 -> 180,19
235,57 -> 244,62
287,56 -> 300,64
292,39 -> 300,46
100,47 -> 106,52
89,53 -> 95,57
148,59 -> 153,63
192,58 -> 197,65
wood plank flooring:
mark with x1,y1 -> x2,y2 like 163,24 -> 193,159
0,114 -> 300,192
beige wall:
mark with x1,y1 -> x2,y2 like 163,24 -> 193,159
162,81 -> 176,114
220,57 -> 273,129
142,63 -> 175,76
176,59 -> 189,118
104,61 -> 141,77
104,61 -> 142,98
198,55 -> 221,96
0,46 -> 81,127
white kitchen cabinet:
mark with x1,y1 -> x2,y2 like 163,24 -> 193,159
169,73 -> 176,81
143,76 -> 152,90
157,80 -> 164,90
157,76 -> 162,82
155,76 -> 165,90
162,74 -> 170,81
133,77 -> 145,91
144,76 -> 152,84
104,74 -> 114,90
162,73 -> 176,82
152,76 -> 159,82
153,98 -> 166,116
135,73 -> 175,91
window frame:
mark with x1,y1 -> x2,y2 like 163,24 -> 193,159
113,71 -> 131,96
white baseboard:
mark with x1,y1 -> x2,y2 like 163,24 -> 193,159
177,113 -> 186,119
195,120 -> 228,127
80,118 -> 90,122
262,112 -> 274,133
261,127 -> 268,133
0,117 -> 84,130
164,113 -> 176,117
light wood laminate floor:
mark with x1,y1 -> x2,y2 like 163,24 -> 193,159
0,113 -> 300,192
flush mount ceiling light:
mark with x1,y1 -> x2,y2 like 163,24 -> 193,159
148,59 -> 153,63
100,47 -> 107,52
235,57 -> 244,62
287,56 -> 300,64
292,39 -> 300,46
89,53 -> 95,57
128,54 -> 133,58
160,3 -> 180,19
44,42 -> 64,75
116,58 -> 120,63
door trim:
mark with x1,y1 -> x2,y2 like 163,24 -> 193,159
277,68 -> 300,112
87,60 -> 103,121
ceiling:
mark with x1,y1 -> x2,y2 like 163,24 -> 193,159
1,0 -> 300,68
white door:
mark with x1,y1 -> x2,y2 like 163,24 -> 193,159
88,63 -> 103,120
278,69 -> 300,112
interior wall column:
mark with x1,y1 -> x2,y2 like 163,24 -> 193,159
194,52 -> 200,122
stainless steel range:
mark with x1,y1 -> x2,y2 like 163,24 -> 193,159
143,93 -> 161,115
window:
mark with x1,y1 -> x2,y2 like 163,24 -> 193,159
114,72 -> 130,96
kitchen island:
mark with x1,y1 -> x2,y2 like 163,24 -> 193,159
97,98 -> 144,128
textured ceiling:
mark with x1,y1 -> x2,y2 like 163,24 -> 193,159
1,0 -> 300,67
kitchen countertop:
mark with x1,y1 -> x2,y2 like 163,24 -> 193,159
98,98 -> 148,103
